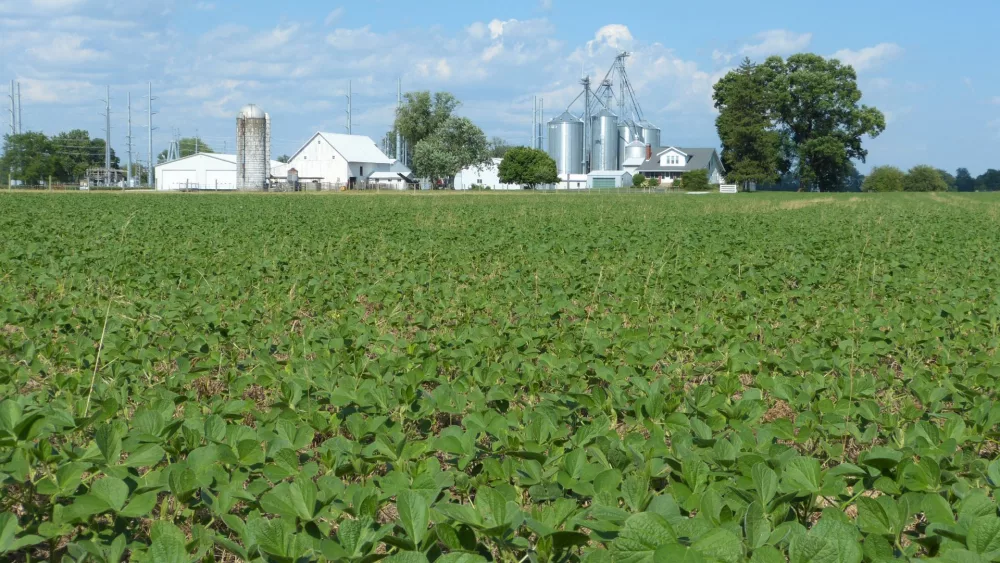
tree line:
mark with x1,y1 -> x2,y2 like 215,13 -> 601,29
1,130 -> 122,185
864,166 -> 1000,192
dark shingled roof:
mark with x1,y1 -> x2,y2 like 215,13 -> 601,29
636,147 -> 723,173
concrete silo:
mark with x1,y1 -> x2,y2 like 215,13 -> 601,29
236,104 -> 269,191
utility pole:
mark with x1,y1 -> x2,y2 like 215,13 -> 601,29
195,129 -> 199,154
16,82 -> 21,134
126,92 -> 133,189
532,96 -> 537,149
396,78 -> 402,162
103,86 -> 111,186
6,80 -> 14,137
539,98 -> 544,151
345,80 -> 352,135
146,82 -> 157,188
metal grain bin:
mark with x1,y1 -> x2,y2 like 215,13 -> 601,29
547,111 -> 584,175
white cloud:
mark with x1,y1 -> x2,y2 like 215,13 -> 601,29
324,7 -> 344,26
27,34 -> 106,64
587,24 -> 633,55
740,30 -> 812,58
831,43 -> 903,72
195,2 -> 215,11
540,0 -> 552,9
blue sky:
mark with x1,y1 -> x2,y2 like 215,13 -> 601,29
0,0 -> 997,174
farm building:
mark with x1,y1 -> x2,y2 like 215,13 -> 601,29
556,173 -> 588,190
271,132 -> 395,188
367,172 -> 417,190
636,147 -> 726,185
587,170 -> 633,188
154,153 -> 284,191
454,159 -> 522,190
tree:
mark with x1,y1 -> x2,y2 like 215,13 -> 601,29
936,169 -> 957,191
412,116 -> 490,184
862,165 -> 905,192
487,137 -> 512,159
976,169 -> 1000,191
677,169 -> 710,191
904,165 -> 949,192
1,133 -> 57,184
395,92 -> 460,152
277,155 -> 291,163
713,58 -> 786,189
497,147 -> 558,189
157,137 -> 214,163
956,168 -> 976,192
632,173 -> 647,189
715,54 -> 885,192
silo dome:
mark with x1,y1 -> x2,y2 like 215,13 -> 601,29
238,104 -> 266,119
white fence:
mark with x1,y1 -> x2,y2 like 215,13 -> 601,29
720,184 -> 739,194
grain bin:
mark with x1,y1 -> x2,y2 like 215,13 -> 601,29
547,111 -> 584,175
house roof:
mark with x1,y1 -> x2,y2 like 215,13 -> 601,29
369,172 -> 405,180
317,132 -> 392,164
637,147 -> 723,173
155,152 -> 238,168
588,170 -> 631,178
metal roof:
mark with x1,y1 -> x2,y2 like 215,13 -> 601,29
317,132 -> 392,164
550,110 -> 582,124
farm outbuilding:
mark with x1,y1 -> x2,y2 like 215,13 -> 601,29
155,153 -> 284,191
587,170 -> 633,188
454,159 -> 522,190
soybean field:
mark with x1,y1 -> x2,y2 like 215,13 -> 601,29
3,192 -> 1000,562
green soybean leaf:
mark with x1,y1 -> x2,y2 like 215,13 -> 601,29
150,521 -> 189,563
610,512 -> 679,563
398,489 -> 430,547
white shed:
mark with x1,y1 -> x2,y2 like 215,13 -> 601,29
557,173 -> 588,190
454,158 -> 522,190
154,153 -> 283,191
271,132 -> 392,188
587,170 -> 633,189
367,172 -> 414,190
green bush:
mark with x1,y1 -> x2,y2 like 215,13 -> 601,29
632,174 -> 647,189
678,169 -> 710,191
862,166 -> 905,192
905,165 -> 950,192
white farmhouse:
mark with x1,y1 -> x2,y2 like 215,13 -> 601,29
271,132 -> 393,188
636,147 -> 726,185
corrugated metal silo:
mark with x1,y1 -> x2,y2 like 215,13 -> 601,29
237,104 -> 268,191
591,109 -> 619,171
547,111 -> 584,175
639,120 -> 661,151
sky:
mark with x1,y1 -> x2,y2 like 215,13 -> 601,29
0,0 -> 998,175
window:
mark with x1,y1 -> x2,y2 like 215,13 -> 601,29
360,166 -> 364,176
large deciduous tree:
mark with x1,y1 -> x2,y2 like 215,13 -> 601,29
976,169 -> 1000,191
956,168 -> 976,192
394,92 -> 460,152
713,58 -> 786,189
714,54 -> 885,192
412,117 -> 490,184
498,147 -> 558,189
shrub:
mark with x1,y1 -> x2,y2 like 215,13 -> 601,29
862,166 -> 905,192
678,169 -> 710,191
632,174 -> 647,189
905,165 -> 950,192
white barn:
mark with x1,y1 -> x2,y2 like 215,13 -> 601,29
154,153 -> 283,191
271,132 -> 393,188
